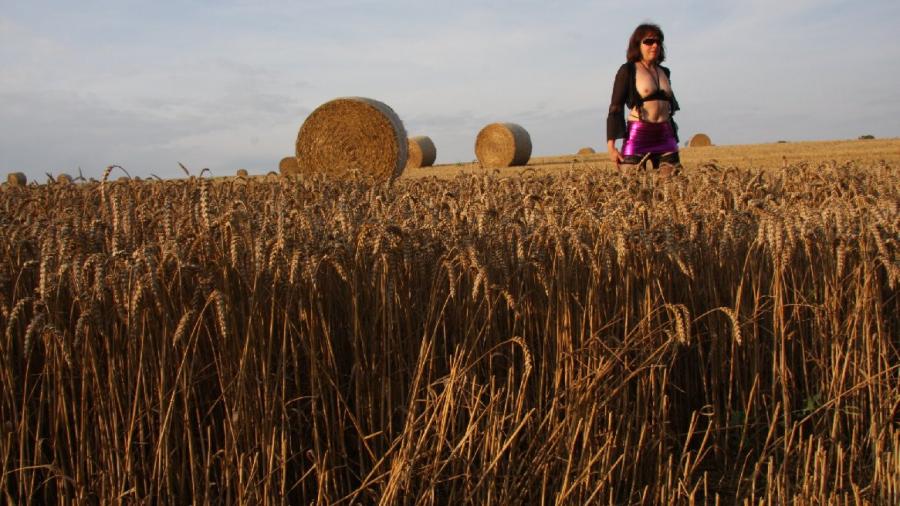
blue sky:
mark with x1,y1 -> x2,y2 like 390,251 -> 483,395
2,0 -> 898,180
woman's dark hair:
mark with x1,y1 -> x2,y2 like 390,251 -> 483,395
626,23 -> 665,63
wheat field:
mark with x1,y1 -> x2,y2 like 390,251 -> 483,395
1,140 -> 898,504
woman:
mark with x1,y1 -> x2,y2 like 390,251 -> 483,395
607,24 -> 681,175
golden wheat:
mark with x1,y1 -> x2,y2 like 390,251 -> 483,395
0,157 -> 897,504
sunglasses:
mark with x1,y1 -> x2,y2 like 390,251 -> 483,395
641,38 -> 661,46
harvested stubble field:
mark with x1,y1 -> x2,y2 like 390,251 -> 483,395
403,137 -> 900,178
1,141 -> 899,504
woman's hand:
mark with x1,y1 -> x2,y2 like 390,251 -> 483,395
607,140 -> 623,164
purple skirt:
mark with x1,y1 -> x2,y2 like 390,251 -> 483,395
622,120 -> 679,156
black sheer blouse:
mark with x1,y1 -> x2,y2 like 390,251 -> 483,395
606,62 -> 680,141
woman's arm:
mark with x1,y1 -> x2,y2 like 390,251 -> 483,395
606,64 -> 630,163
607,139 -> 623,164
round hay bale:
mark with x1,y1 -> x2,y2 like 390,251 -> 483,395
279,156 -> 301,176
56,173 -> 73,184
7,172 -> 27,186
295,97 -> 407,181
236,168 -> 249,177
688,133 -> 712,147
577,147 -> 595,155
475,123 -> 532,167
405,136 -> 437,169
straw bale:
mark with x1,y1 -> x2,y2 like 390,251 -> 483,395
295,97 -> 407,181
406,136 -> 437,169
475,123 -> 532,167
279,157 -> 301,176
7,172 -> 27,186
236,169 -> 249,177
577,147 -> 595,155
688,133 -> 712,147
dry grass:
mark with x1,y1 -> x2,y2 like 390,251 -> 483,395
689,133 -> 712,147
680,138 -> 900,168
6,172 -> 27,187
0,145 -> 898,503
406,136 -> 437,169
405,137 -> 900,179
475,122 -> 532,167
295,97 -> 407,182
278,156 -> 300,176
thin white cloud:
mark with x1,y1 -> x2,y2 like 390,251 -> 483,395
1,1 -> 899,179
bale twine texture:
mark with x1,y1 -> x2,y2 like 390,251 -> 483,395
279,157 -> 301,176
475,123 -> 532,168
295,97 -> 407,181
7,172 -> 27,186
689,133 -> 712,147
406,136 -> 437,169
577,147 -> 595,155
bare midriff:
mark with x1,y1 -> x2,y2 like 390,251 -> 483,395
628,63 -> 672,123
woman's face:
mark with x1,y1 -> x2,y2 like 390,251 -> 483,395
639,32 -> 662,62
